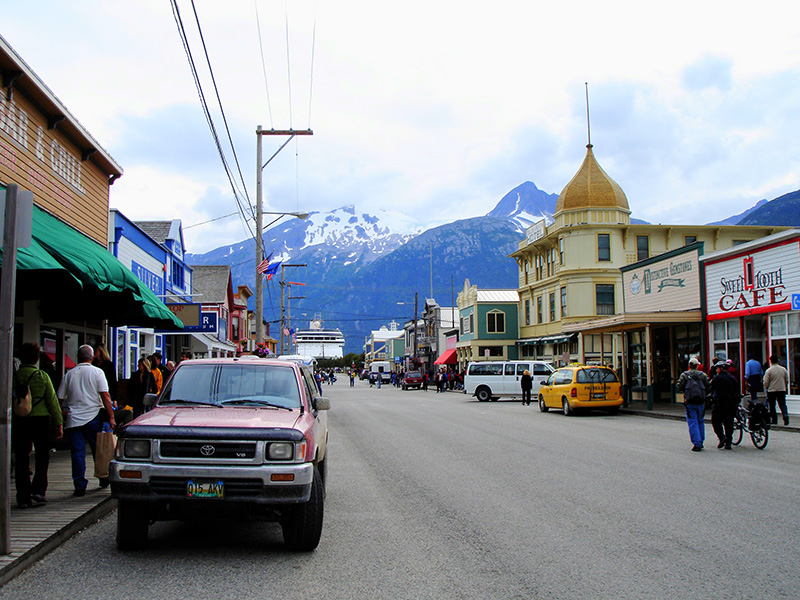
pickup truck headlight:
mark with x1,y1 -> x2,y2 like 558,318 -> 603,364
122,439 -> 152,459
266,442 -> 294,461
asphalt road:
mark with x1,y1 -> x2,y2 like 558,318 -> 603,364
3,380 -> 800,599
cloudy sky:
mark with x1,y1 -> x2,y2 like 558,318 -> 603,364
3,1 -> 800,252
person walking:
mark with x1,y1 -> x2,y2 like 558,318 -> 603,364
93,343 -> 118,403
744,353 -> 764,405
763,355 -> 790,426
349,370 -> 355,387
57,344 -> 116,495
711,361 -> 741,449
520,369 -> 533,406
12,342 -> 63,507
677,358 -> 711,452
129,357 -> 157,418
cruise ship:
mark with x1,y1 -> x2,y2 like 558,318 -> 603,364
294,317 -> 346,359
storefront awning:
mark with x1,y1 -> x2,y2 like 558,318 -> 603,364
517,333 -> 577,346
434,348 -> 457,365
1,205 -> 183,330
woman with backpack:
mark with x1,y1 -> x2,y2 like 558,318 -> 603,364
677,358 -> 711,452
12,342 -> 63,507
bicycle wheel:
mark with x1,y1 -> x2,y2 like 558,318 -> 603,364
750,427 -> 768,450
731,421 -> 743,446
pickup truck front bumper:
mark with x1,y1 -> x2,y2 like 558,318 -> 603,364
109,460 -> 314,504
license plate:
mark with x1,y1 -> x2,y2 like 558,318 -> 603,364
187,480 -> 224,499
592,393 -> 605,399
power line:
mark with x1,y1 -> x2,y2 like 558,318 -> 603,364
308,0 -> 317,128
284,0 -> 293,128
169,0 -> 255,240
189,0 -> 253,214
254,0 -> 274,129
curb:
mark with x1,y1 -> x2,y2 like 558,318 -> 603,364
0,497 -> 117,587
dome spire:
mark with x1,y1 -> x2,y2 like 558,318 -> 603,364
585,82 -> 592,148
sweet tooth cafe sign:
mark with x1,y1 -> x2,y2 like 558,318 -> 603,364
704,240 -> 800,320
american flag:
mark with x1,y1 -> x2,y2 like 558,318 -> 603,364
256,257 -> 270,274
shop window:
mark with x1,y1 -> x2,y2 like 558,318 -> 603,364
771,314 -> 787,337
598,234 -> 611,262
477,346 -> 503,357
789,313 -> 800,336
596,284 -> 615,315
636,235 -> 649,261
727,320 -> 740,339
487,310 -> 505,334
560,287 -> 567,318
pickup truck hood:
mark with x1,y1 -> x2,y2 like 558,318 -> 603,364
130,406 -> 301,430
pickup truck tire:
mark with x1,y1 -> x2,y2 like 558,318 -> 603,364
475,387 -> 491,402
116,500 -> 149,550
282,466 -> 324,551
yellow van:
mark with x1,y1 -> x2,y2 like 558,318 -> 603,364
538,364 -> 622,415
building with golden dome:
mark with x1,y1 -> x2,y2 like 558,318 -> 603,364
509,143 -> 784,405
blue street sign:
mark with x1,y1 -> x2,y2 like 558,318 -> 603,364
793,294 -> 800,310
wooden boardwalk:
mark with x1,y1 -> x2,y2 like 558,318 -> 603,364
1,448 -> 114,586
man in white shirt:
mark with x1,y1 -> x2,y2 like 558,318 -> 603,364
58,344 -> 116,495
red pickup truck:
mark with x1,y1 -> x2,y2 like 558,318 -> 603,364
110,357 -> 329,551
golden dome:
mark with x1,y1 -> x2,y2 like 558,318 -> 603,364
555,145 -> 629,213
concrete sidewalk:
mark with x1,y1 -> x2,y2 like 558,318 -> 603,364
0,448 -> 114,587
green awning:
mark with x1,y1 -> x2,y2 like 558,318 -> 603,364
1,205 -> 183,330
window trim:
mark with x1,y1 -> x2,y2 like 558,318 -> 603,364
486,310 -> 506,334
636,234 -> 649,261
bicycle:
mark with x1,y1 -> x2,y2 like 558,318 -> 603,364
731,401 -> 769,449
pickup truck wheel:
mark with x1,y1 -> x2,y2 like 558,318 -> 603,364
282,467 -> 324,551
476,387 -> 491,402
116,500 -> 149,550
539,396 -> 549,412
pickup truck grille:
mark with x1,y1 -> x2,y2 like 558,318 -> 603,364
159,441 -> 257,460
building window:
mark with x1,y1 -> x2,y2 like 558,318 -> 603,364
524,299 -> 530,326
684,235 -> 697,245
487,310 -> 505,334
559,237 -> 564,264
549,292 -> 556,321
478,346 -> 503,357
596,284 -> 615,315
732,240 -> 751,246
636,235 -> 649,261
561,287 -> 567,318
537,296 -> 543,323
171,258 -> 184,289
469,313 -> 474,333
598,234 -> 611,262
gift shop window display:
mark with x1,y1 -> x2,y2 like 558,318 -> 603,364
768,313 -> 800,395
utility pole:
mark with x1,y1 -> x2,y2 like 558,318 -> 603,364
279,263 -> 306,354
254,126 -> 312,345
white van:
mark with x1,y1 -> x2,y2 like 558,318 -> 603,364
464,360 -> 554,402
369,360 -> 392,383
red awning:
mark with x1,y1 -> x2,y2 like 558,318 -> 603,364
434,348 -> 457,365
45,352 -> 76,369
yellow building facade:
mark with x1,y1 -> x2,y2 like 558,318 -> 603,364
511,143 -> 785,370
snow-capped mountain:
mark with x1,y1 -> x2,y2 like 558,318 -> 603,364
487,181 -> 558,230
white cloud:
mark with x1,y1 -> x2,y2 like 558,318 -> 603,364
3,0 -> 800,248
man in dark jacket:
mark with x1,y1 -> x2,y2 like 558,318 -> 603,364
712,361 -> 741,449
677,358 -> 711,452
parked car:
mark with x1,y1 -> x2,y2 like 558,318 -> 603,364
401,371 -> 423,390
464,360 -> 554,402
110,356 -> 330,551
538,364 -> 622,415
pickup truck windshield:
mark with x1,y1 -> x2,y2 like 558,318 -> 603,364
159,363 -> 302,409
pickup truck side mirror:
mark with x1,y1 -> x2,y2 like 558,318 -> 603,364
315,397 -> 331,411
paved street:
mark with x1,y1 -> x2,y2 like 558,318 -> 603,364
3,380 -> 800,599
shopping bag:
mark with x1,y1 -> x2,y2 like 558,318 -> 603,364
94,430 -> 117,479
